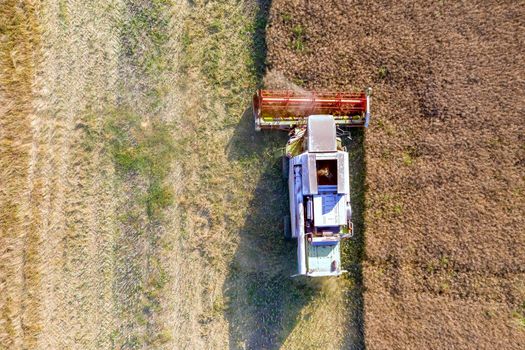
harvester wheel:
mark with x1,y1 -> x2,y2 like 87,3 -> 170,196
254,112 -> 261,132
283,215 -> 292,241
282,156 -> 289,180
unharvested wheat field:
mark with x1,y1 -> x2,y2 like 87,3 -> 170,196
267,0 -> 525,349
1,0 -> 524,349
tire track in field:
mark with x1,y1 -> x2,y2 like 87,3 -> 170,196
0,2 -> 42,348
28,1 -> 121,348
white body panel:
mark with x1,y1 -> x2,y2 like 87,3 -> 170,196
313,193 -> 346,227
288,149 -> 352,277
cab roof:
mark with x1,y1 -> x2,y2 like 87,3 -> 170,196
307,115 -> 337,152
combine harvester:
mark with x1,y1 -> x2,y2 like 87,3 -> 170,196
253,88 -> 371,277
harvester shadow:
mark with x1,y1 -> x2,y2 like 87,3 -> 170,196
224,108 -> 315,350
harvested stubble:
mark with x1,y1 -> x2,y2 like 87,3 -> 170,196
1,1 -> 181,348
267,0 -> 525,348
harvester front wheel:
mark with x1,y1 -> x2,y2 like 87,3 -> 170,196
283,215 -> 292,241
282,156 -> 289,180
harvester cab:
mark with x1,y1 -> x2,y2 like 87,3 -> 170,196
253,88 -> 371,277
